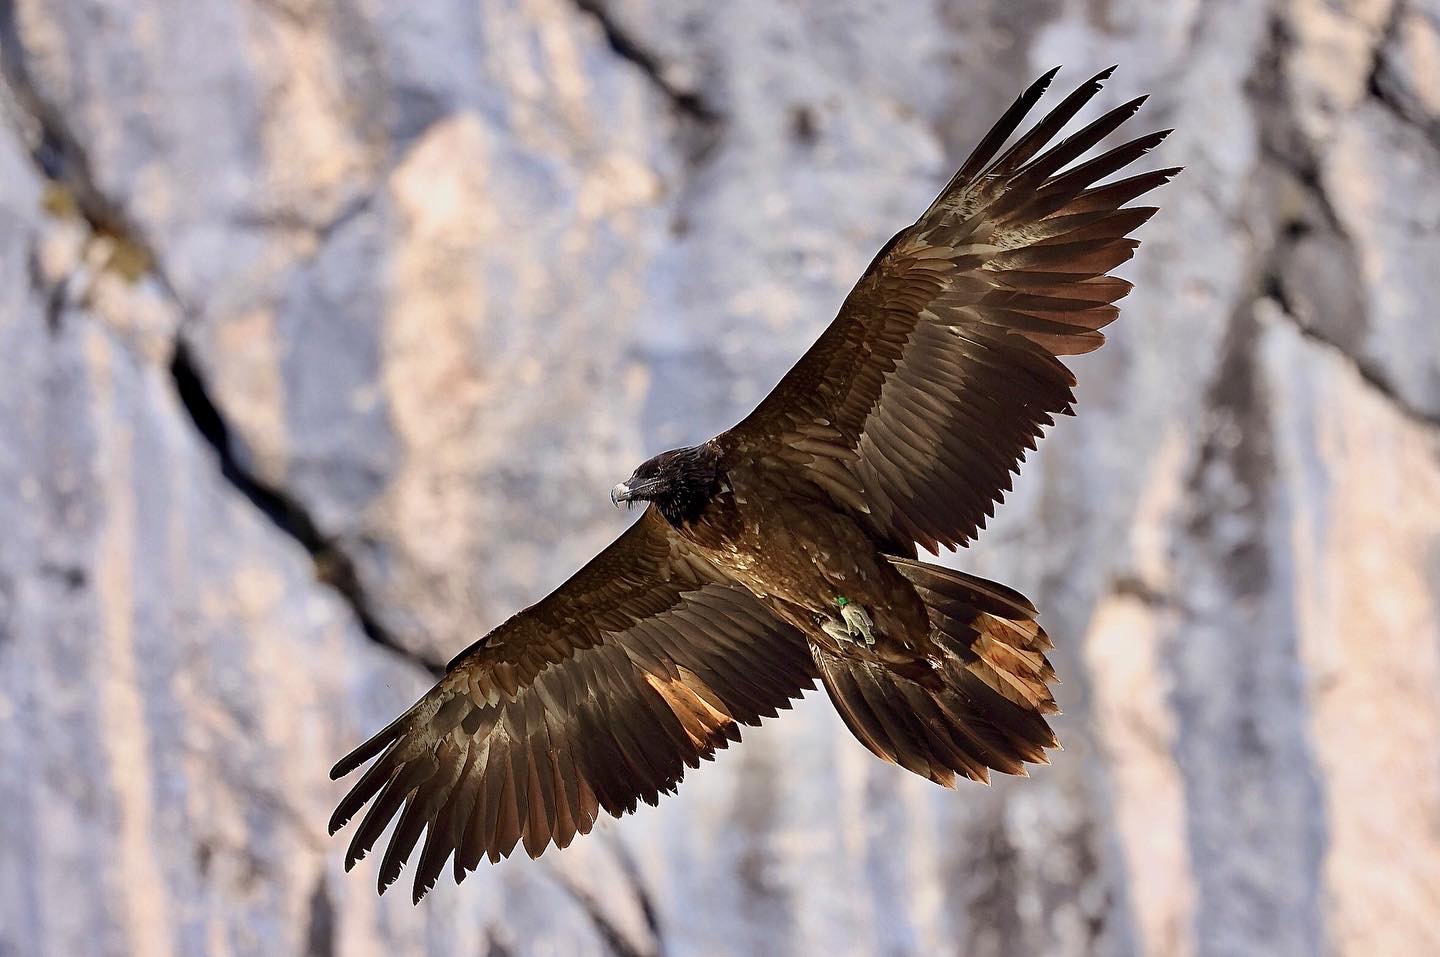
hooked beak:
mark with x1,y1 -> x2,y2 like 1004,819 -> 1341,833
610,482 -> 631,507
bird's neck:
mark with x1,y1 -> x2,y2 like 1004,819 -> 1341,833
656,475 -> 720,527
655,444 -> 723,527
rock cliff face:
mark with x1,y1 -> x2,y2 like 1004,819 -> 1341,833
2,0 -> 1438,955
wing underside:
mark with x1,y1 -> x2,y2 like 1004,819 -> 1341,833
328,508 -> 815,901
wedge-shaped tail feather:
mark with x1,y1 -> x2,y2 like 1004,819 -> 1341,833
812,559 -> 1059,786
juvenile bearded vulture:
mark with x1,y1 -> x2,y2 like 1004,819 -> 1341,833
330,66 -> 1177,902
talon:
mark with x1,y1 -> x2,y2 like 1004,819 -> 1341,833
818,598 -> 878,647
840,603 -> 876,646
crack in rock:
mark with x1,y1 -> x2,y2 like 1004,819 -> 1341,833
0,3 -> 167,290
548,864 -> 659,957
1265,292 -> 1440,432
1246,5 -> 1440,434
1366,1 -> 1440,150
232,188 -> 379,244
568,0 -> 727,212
484,929 -> 516,957
170,341 -> 444,677
24,243 -> 69,334
0,11 -> 442,679
569,0 -> 718,125
1109,574 -> 1173,610
303,873 -> 336,957
1185,286 -> 1278,597
610,838 -> 666,953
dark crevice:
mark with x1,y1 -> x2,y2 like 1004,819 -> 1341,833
38,561 -> 87,591
0,2 -> 166,291
3,10 -> 441,678
1364,0 -> 1405,102
563,0 -> 724,244
232,187 -> 379,245
1244,5 -> 1440,434
25,244 -> 68,334
1185,294 -> 1276,596
1259,266 -> 1293,317
170,342 -> 444,677
569,0 -> 719,125
1109,574 -> 1170,609
483,930 -> 515,957
1249,15 -> 1347,235
1254,11 -> 1440,430
41,273 -> 67,333
789,104 -> 819,147
1184,11 -> 1286,589
1264,289 -> 1440,431
609,839 -> 666,954
548,867 -> 658,957
303,874 -> 336,957
1365,2 -> 1440,150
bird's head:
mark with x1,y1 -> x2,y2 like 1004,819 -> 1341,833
611,442 -> 722,526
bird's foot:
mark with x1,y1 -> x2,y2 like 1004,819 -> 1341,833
840,601 -> 876,645
818,597 -> 876,646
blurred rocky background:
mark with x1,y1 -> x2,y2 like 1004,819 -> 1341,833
1,0 -> 1438,954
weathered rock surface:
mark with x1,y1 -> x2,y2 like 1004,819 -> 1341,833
2,0 -> 1437,955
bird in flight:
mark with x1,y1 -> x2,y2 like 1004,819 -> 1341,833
330,66 -> 1176,902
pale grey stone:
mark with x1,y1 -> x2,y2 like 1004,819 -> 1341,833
3,0 -> 1439,955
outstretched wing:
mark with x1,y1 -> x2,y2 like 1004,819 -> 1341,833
724,67 -> 1177,553
329,507 -> 814,901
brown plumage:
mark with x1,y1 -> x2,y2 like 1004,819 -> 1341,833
329,66 -> 1177,902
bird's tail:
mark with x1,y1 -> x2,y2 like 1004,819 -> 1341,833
812,557 -> 1059,786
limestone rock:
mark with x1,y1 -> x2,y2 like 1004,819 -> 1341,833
2,1 -> 1438,955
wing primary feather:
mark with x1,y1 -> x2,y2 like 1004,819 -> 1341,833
521,693 -> 559,858
1036,130 -> 1174,203
1008,95 -> 1148,188
329,749 -> 401,835
986,66 -> 1117,176
464,736 -> 505,870
1068,166 -> 1183,214
489,738 -> 523,862
415,743 -> 479,893
382,743 -> 466,896
345,752 -> 438,871
331,709 -> 414,780
950,65 -> 1062,186
502,704 -> 533,859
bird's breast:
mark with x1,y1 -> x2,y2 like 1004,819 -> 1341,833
682,486 -> 882,611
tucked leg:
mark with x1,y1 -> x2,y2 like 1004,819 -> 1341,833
839,602 -> 876,645
816,597 -> 877,647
